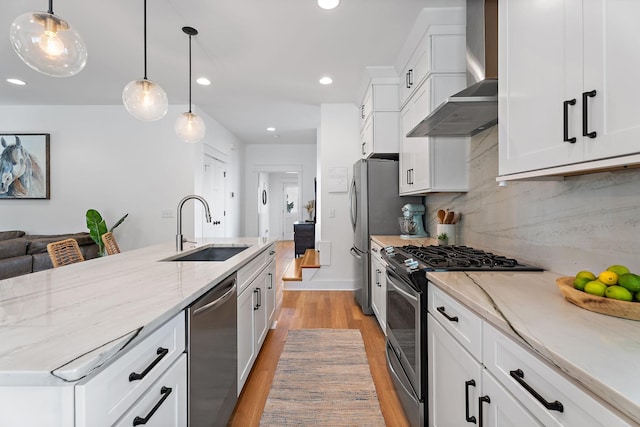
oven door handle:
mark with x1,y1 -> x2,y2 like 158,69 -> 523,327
387,274 -> 418,303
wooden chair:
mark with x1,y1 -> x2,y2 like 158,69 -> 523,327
101,232 -> 121,255
47,238 -> 85,268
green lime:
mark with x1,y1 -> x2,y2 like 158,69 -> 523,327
584,280 -> 607,297
576,270 -> 596,281
604,285 -> 633,302
618,273 -> 640,293
573,276 -> 591,291
607,265 -> 631,276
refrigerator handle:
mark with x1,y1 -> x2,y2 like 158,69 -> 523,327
348,177 -> 357,231
350,247 -> 363,259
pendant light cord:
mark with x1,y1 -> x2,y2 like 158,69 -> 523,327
143,0 -> 148,80
48,0 -> 54,14
188,34 -> 192,113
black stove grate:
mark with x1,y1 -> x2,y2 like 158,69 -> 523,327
399,245 -> 542,271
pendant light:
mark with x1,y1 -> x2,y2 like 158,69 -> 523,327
9,0 -> 87,77
122,0 -> 168,121
175,26 -> 206,143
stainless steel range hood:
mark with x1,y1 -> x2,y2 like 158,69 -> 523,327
408,0 -> 498,137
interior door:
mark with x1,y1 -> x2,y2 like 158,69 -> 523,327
202,155 -> 227,238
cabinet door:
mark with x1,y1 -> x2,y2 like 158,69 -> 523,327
480,370 -> 543,427
253,270 -> 268,352
370,253 -> 386,333
583,0 -> 640,161
360,116 -> 374,158
237,286 -> 255,392
428,314 -> 483,427
265,259 -> 276,327
498,0 -> 584,175
399,106 -> 415,194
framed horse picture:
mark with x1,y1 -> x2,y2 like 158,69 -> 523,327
0,133 -> 50,200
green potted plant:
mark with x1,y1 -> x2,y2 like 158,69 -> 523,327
436,232 -> 448,246
86,209 -> 128,256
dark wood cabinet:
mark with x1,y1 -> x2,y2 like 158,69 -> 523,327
293,222 -> 315,257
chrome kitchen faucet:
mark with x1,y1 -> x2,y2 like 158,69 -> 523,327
176,195 -> 212,251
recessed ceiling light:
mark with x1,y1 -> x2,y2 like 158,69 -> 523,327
6,78 -> 26,86
196,77 -> 211,86
319,76 -> 333,85
267,127 -> 276,132
317,0 -> 340,10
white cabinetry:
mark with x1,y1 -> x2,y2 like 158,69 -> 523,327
428,283 -> 632,426
359,79 -> 400,158
498,0 -> 640,179
237,244 -> 277,392
75,312 -> 186,427
369,240 -> 387,333
397,21 -> 468,195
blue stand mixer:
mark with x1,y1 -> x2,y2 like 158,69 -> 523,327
399,203 -> 428,238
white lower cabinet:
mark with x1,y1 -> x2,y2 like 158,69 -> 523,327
75,312 -> 186,427
428,284 -> 632,427
370,240 -> 387,333
114,354 -> 187,427
237,244 -> 277,393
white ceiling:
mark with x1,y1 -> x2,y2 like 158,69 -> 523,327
0,0 -> 463,145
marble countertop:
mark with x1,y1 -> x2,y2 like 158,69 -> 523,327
428,271 -> 640,425
371,235 -> 436,248
0,237 -> 276,385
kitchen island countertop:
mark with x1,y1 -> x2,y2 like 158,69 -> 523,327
0,237 -> 276,385
428,270 -> 640,425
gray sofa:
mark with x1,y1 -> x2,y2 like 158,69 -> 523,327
0,230 -> 99,280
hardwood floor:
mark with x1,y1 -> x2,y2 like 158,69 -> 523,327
229,240 -> 410,427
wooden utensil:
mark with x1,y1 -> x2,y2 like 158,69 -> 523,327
437,210 -> 445,224
444,211 -> 455,224
452,212 -> 461,224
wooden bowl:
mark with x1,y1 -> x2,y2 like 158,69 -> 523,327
556,276 -> 640,321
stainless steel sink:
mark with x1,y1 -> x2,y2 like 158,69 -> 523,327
164,245 -> 249,262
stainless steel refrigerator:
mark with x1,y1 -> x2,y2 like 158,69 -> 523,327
349,158 -> 422,314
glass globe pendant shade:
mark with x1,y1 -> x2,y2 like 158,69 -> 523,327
175,112 -> 206,143
122,78 -> 168,122
9,12 -> 87,77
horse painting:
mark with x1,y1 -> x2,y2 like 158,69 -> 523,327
0,136 -> 46,198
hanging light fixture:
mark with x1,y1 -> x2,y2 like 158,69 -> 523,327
175,26 -> 206,143
122,0 -> 168,121
9,0 -> 87,77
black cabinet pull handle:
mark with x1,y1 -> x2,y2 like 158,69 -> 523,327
563,99 -> 576,143
478,395 -> 490,427
361,105 -> 365,119
254,288 -> 260,310
510,369 -> 564,412
437,306 -> 459,322
362,142 -> 366,155
132,386 -> 172,426
268,272 -> 273,289
257,287 -> 262,308
269,250 -> 276,256
582,90 -> 597,138
409,69 -> 414,87
129,347 -> 169,382
406,71 -> 411,89
465,380 -> 477,424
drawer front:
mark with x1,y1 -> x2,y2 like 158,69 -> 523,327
76,312 -> 186,427
427,283 -> 482,360
237,250 -> 267,293
483,323 -> 631,427
114,354 -> 187,427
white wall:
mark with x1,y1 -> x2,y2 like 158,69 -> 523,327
243,144 -> 316,237
314,104 -> 361,289
0,105 -> 244,250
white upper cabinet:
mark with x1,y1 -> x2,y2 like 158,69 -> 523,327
358,78 -> 400,158
499,0 -> 640,179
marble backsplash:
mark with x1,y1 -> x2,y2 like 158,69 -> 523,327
425,127 -> 640,276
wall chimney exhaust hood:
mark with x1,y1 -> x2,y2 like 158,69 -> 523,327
408,0 -> 498,137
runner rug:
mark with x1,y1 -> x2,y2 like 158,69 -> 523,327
260,328 -> 385,426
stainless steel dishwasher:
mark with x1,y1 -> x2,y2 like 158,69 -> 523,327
187,272 -> 238,427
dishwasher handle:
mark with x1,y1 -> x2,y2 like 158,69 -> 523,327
192,281 -> 237,317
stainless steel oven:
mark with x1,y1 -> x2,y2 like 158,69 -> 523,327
385,264 -> 427,427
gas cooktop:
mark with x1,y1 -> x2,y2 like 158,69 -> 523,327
386,245 -> 543,272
